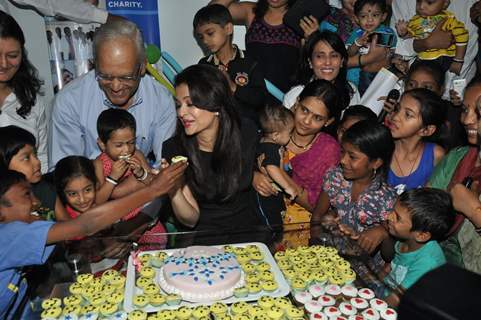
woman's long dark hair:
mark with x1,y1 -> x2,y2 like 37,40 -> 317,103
175,64 -> 242,202
0,11 -> 42,118
296,31 -> 353,111
298,79 -> 342,136
254,0 -> 297,18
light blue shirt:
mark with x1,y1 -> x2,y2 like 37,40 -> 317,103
48,71 -> 176,170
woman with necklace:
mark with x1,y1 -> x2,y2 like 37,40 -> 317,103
429,77 -> 481,273
386,88 -> 446,195
255,80 -> 341,247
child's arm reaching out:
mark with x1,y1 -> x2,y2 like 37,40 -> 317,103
395,19 -> 410,39
347,31 -> 370,57
46,162 -> 187,243
265,164 -> 298,200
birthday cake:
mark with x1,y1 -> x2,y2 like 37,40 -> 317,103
158,246 -> 244,302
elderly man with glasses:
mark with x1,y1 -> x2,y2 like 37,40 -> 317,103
49,18 -> 176,171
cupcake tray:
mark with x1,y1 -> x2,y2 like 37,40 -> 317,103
124,242 -> 290,312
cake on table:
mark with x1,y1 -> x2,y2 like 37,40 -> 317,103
158,246 -> 245,302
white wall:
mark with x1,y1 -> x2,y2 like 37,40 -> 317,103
158,0 -> 247,69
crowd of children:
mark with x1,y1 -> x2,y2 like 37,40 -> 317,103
3,0 -> 481,316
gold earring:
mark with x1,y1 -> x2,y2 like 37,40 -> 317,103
215,112 -> 220,116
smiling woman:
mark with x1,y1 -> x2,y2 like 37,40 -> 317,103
162,64 -> 261,244
0,11 -> 48,173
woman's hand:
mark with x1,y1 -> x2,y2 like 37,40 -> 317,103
300,15 -> 319,39
449,89 -> 463,106
391,54 -> 409,75
150,161 -> 188,197
253,171 -> 277,197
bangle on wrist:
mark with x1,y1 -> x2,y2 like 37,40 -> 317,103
358,54 -> 363,67
452,58 -> 464,63
354,39 -> 362,47
137,168 -> 148,181
106,176 -> 118,185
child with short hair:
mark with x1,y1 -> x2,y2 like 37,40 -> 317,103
336,104 -> 377,142
0,125 -> 60,219
94,109 -> 167,247
346,0 -> 397,94
395,0 -> 468,75
194,4 -> 266,124
0,164 -> 185,318
255,104 -> 297,229
382,188 -> 455,306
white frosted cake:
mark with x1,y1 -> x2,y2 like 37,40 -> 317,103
158,246 -> 244,302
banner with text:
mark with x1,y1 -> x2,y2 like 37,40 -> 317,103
106,0 -> 161,48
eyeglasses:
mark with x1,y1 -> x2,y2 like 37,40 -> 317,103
95,64 -> 141,84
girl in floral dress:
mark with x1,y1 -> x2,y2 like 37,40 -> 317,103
312,120 -> 397,255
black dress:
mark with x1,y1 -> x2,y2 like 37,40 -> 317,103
162,119 -> 267,244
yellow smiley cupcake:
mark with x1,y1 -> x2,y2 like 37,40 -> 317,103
100,302 -> 118,317
241,263 -> 256,273
192,306 -> 210,319
258,296 -> 274,309
245,272 -> 260,284
285,306 -> 304,319
107,290 -> 124,305
62,304 -> 81,316
90,292 -> 106,307
248,305 -> 264,318
261,280 -> 278,293
110,274 -> 126,289
41,298 -> 61,310
249,251 -> 263,261
236,254 -> 251,264
128,310 -> 147,320
139,253 -> 153,265
102,283 -> 116,296
68,282 -> 83,295
233,315 -> 250,320
260,270 -> 275,281
165,293 -> 181,306
231,301 -> 249,315
210,302 -> 228,317
156,309 -> 176,320
247,282 -> 262,295
89,277 -> 103,290
290,278 -> 306,293
80,304 -> 98,315
76,273 -> 94,286
273,297 -> 292,310
139,266 -> 155,278
101,269 -> 119,284
256,262 -> 271,272
246,244 -> 259,253
148,293 -> 166,307
63,295 -> 82,307
266,306 -> 284,320
143,283 -> 160,296
175,306 -> 193,320
136,277 -> 153,289
274,251 -> 287,262
132,294 -> 149,309
41,307 -> 62,319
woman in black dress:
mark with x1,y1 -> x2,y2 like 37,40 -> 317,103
162,64 -> 263,244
